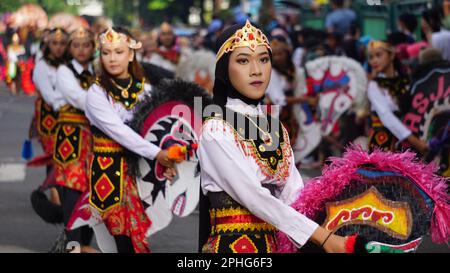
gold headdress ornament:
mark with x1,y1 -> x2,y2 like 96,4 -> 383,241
216,19 -> 271,62
69,27 -> 95,43
99,28 -> 142,50
159,22 -> 173,33
47,28 -> 68,42
368,40 -> 395,53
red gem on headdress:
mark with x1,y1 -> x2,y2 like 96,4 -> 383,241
249,33 -> 254,40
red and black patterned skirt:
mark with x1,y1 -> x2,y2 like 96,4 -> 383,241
53,110 -> 92,192
35,98 -> 59,155
201,192 -> 278,253
89,133 -> 151,253
368,112 -> 398,152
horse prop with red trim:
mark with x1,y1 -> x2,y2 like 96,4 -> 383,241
128,79 -> 212,236
293,56 -> 367,161
277,146 -> 449,253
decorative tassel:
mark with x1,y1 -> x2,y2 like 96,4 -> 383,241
431,203 -> 450,245
21,139 -> 33,161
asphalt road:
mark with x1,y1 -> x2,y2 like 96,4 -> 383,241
0,84 -> 447,253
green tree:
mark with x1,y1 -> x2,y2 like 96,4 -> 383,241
0,0 -> 77,16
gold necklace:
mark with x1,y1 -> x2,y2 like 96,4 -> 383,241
111,77 -> 133,99
245,114 -> 273,146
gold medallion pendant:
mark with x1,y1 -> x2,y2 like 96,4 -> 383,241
121,89 -> 129,99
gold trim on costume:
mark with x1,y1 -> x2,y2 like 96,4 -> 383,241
93,136 -> 124,153
209,207 -> 276,235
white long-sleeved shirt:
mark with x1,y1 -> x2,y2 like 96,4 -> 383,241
367,80 -> 411,142
431,29 -> 450,61
55,60 -> 95,112
198,98 -> 319,248
32,59 -> 65,111
85,82 -> 161,160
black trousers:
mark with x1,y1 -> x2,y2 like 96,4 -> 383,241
114,235 -> 135,253
57,186 -> 93,246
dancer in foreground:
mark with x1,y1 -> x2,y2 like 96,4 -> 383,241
198,21 -> 351,253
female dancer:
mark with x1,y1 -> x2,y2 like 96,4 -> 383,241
198,21 -> 350,253
265,35 -> 317,145
367,40 -> 428,153
32,27 -> 69,205
54,27 -> 97,253
85,27 -> 174,253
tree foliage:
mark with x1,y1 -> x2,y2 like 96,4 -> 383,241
0,0 -> 77,16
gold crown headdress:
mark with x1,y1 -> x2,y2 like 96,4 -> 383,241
99,28 -> 142,50
216,20 -> 271,62
368,40 -> 395,53
69,27 -> 95,43
47,28 -> 68,42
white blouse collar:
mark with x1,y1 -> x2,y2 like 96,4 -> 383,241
225,97 -> 265,116
71,59 -> 94,75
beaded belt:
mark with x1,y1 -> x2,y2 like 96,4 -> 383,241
59,112 -> 89,125
209,206 -> 276,236
370,114 -> 383,128
93,135 -> 123,153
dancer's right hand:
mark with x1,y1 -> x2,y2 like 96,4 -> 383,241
156,150 -> 174,168
310,226 -> 347,253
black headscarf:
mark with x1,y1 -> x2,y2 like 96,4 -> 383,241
212,22 -> 269,108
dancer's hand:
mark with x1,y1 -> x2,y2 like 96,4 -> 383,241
310,227 -> 347,253
156,150 -> 174,168
164,166 -> 177,182
321,234 -> 347,253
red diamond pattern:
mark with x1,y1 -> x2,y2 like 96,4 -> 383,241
58,139 -> 75,161
375,131 -> 388,145
62,125 -> 76,136
97,156 -> 114,170
94,174 -> 115,202
42,115 -> 57,131
230,235 -> 258,253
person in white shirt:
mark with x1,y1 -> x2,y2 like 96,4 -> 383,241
421,7 -> 450,61
53,27 -> 97,253
31,27 -> 68,206
366,40 -> 428,154
147,22 -> 179,72
198,20 -> 351,253
265,36 -> 317,146
85,27 -> 174,253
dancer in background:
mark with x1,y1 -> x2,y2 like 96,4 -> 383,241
54,27 -> 97,253
32,27 -> 69,206
367,40 -> 428,154
85,27 -> 174,253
